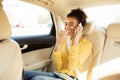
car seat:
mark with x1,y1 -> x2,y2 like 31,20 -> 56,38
0,2 -> 23,80
83,22 -> 106,80
98,23 -> 120,80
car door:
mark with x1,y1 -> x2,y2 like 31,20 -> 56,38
12,25 -> 56,71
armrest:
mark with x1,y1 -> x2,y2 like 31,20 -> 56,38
98,57 -> 120,79
24,59 -> 51,70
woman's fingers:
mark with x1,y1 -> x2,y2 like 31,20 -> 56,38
57,30 -> 68,43
73,24 -> 83,45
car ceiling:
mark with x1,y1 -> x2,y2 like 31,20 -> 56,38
22,0 -> 120,18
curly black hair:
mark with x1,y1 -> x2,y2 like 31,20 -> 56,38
67,8 -> 87,27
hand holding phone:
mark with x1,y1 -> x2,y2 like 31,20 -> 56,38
74,23 -> 83,45
74,23 -> 83,34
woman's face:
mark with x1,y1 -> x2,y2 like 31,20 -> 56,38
65,17 -> 78,36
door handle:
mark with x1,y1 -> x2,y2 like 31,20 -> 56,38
113,41 -> 120,46
21,45 -> 28,50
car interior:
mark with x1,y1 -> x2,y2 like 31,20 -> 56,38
0,0 -> 120,80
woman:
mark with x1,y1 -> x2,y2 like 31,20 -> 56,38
24,8 -> 93,80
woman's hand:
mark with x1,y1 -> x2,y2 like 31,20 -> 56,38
54,30 -> 68,51
73,24 -> 83,45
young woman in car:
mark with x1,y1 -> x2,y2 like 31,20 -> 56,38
24,8 -> 93,80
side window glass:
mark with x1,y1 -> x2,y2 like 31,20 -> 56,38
2,1 -> 53,37
84,5 -> 120,28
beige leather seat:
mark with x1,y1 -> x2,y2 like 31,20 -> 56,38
98,23 -> 120,80
83,22 -> 106,80
0,2 -> 23,80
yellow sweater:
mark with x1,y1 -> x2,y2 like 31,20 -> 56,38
54,38 -> 93,77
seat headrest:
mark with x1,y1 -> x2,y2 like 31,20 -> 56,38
83,22 -> 96,36
0,5 -> 11,40
107,23 -> 120,37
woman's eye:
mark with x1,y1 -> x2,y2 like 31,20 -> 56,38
65,23 -> 67,26
69,23 -> 75,26
69,24 -> 74,26
69,25 -> 74,27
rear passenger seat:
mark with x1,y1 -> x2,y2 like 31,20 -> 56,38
82,22 -> 106,80
98,23 -> 120,80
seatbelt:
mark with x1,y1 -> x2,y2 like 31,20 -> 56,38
67,36 -> 79,80
67,36 -> 71,53
66,36 -> 87,80
43,39 -> 55,71
49,43 -> 55,59
74,68 -> 87,80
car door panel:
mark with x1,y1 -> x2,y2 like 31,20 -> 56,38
12,34 -> 55,70
12,35 -> 55,53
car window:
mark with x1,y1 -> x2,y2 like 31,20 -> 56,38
84,4 -> 120,28
2,1 -> 53,37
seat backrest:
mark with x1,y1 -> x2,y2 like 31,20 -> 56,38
101,23 -> 120,62
98,23 -> 120,80
83,22 -> 106,80
0,2 -> 23,80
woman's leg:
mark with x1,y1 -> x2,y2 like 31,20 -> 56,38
31,75 -> 63,80
24,70 -> 55,80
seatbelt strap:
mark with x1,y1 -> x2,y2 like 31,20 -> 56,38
43,38 -> 55,71
74,67 -> 87,80
49,44 -> 55,59
67,36 -> 71,53
66,36 -> 87,80
67,36 -> 80,79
